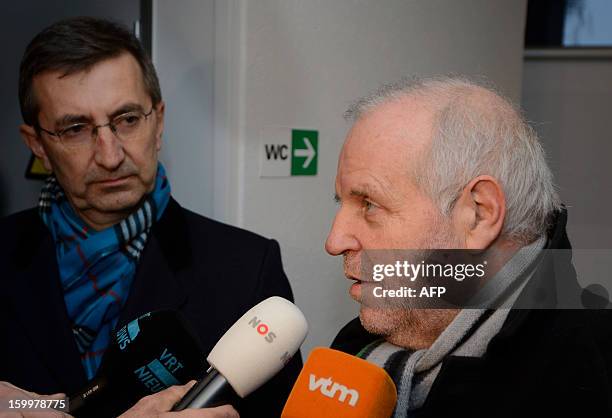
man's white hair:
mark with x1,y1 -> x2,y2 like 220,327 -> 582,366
345,75 -> 561,244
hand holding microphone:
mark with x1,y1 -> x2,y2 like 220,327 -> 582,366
119,381 -> 239,418
173,296 -> 308,410
68,296 -> 307,416
69,310 -> 207,417
281,348 -> 397,418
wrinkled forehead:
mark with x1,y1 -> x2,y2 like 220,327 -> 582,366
33,52 -> 149,119
337,98 -> 435,187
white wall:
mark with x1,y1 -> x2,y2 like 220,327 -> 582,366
155,0 -> 528,356
153,0 -> 216,216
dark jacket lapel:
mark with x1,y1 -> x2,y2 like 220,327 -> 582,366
116,198 -> 190,327
10,219 -> 87,392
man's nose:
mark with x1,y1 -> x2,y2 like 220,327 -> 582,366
325,212 -> 360,256
93,126 -> 125,170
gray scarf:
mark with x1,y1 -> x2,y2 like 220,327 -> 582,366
360,236 -> 546,417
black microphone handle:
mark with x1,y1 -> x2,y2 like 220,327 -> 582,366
68,375 -> 110,416
172,368 -> 239,411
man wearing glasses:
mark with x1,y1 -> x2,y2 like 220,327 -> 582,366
0,17 -> 300,417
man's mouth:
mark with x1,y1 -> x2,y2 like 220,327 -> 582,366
346,274 -> 362,283
346,274 -> 364,301
95,175 -> 132,186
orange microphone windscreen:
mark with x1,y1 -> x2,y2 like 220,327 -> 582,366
281,347 -> 397,418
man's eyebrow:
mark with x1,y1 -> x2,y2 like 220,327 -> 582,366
351,178 -> 397,203
334,187 -> 374,201
54,114 -> 90,128
53,103 -> 147,128
110,102 -> 146,118
349,185 -> 376,198
350,189 -> 369,198
335,184 -> 389,204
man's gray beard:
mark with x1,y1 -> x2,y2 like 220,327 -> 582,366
358,214 -> 463,348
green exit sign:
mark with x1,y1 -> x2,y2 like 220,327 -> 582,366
260,127 -> 318,177
291,129 -> 318,176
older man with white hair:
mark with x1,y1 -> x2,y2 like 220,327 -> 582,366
326,76 -> 612,417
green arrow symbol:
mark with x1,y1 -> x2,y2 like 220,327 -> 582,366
294,137 -> 316,169
291,129 -> 318,176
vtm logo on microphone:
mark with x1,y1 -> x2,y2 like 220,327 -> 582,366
248,316 -> 277,343
309,374 -> 359,407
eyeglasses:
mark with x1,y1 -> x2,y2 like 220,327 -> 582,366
37,107 -> 155,149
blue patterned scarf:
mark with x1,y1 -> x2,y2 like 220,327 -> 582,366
39,164 -> 171,379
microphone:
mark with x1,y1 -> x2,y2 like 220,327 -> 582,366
281,347 -> 397,418
69,310 -> 206,418
172,296 -> 308,410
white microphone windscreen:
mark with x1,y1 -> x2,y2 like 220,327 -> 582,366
207,296 -> 308,397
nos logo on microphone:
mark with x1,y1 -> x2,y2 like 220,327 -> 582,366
309,374 -> 359,407
248,316 -> 276,343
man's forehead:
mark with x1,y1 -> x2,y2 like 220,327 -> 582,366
335,146 -> 405,200
349,97 -> 434,144
33,53 -> 147,118
337,98 -> 433,189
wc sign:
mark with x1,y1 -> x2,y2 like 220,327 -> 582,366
260,127 -> 318,177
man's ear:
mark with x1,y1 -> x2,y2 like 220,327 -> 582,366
154,101 -> 165,151
19,124 -> 53,172
451,175 -> 506,249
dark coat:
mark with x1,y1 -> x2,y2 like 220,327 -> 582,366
0,198 -> 301,417
331,210 -> 612,417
